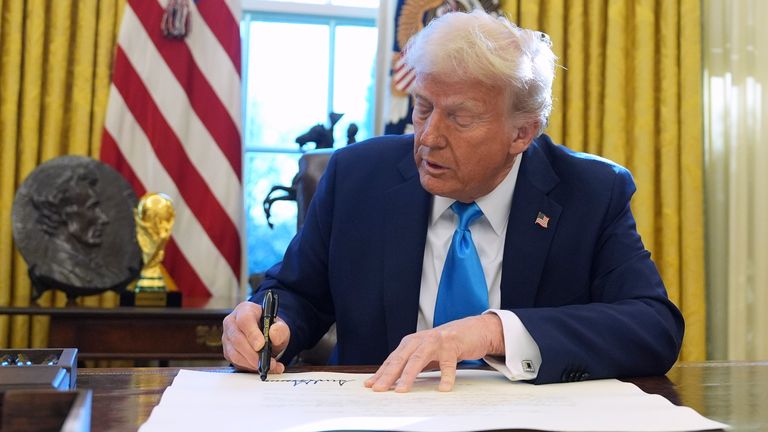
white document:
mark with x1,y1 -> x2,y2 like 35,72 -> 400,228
139,369 -> 728,432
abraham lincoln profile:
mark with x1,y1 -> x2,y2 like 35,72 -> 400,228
29,166 -> 123,293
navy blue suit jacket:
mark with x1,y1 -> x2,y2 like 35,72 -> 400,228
254,134 -> 684,384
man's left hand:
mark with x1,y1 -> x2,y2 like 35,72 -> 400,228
364,313 -> 505,393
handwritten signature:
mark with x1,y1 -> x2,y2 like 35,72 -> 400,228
265,379 -> 354,387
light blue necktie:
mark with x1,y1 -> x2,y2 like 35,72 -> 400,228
433,201 -> 489,328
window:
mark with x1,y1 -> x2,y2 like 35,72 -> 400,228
241,1 -> 379,274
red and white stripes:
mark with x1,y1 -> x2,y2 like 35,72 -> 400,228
101,0 -> 243,299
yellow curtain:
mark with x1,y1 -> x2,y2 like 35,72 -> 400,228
0,0 -> 126,348
500,0 -> 705,361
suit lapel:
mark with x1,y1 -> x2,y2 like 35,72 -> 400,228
500,140 -> 562,309
382,154 -> 431,352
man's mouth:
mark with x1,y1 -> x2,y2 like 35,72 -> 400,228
423,159 -> 447,171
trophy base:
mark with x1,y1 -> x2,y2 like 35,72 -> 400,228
119,291 -> 182,307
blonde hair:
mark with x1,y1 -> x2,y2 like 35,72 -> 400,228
403,9 -> 556,135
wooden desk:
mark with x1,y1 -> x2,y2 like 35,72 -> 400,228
76,362 -> 767,432
0,297 -> 234,361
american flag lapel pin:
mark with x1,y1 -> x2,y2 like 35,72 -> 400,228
535,211 -> 550,228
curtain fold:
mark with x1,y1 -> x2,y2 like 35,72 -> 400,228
500,0 -> 706,361
703,0 -> 768,360
0,0 -> 125,348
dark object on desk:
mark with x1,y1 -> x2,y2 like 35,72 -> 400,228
0,349 -> 78,391
1,389 -> 92,432
12,353 -> 32,367
119,290 -> 182,307
12,156 -> 142,303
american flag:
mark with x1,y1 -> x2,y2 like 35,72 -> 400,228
535,211 -> 550,229
100,0 -> 243,299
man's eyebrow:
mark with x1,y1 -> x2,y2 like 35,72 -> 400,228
413,94 -> 430,103
445,100 -> 485,113
413,94 -> 482,112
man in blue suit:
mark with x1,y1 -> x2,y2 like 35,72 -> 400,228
223,9 -> 684,391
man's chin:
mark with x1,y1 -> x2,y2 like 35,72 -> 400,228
419,176 -> 458,199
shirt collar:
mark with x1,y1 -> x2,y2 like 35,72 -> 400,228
430,153 -> 523,236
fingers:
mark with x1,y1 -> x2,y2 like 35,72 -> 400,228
257,319 -> 290,377
364,334 -> 418,391
366,316 -> 499,393
222,302 -> 263,371
437,359 -> 457,392
365,333 -> 451,393
270,357 -> 286,374
222,300 -> 293,374
366,351 -> 410,392
236,301 -> 267,350
268,318 -> 291,354
394,351 -> 432,392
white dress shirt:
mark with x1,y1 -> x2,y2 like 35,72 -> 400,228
417,153 -> 542,381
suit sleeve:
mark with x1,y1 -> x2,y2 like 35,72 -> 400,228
513,168 -> 685,384
250,154 -> 339,364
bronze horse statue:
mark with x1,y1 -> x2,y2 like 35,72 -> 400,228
263,113 -> 357,228
296,112 -> 343,150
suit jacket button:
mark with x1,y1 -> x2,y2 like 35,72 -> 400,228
581,372 -> 590,380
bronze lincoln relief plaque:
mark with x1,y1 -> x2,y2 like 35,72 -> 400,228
12,156 -> 142,301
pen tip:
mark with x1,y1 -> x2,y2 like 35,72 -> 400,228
260,374 -> 267,381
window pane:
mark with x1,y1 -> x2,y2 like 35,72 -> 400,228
332,25 -> 378,145
245,21 -> 329,150
242,16 -> 378,277
244,152 -> 301,273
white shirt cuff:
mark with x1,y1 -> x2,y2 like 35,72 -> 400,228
482,309 -> 542,381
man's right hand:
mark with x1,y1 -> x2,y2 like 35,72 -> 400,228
222,300 -> 291,373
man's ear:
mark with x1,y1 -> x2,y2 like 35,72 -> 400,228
509,120 -> 540,155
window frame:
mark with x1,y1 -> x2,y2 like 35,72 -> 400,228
240,1 -> 380,273
241,10 -> 376,153
242,0 -> 378,20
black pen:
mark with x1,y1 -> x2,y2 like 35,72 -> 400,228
259,290 -> 279,381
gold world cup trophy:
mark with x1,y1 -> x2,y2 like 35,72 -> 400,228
128,192 -> 182,307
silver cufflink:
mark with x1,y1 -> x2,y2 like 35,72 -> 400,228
522,360 -> 535,373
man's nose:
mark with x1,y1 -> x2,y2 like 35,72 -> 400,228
419,113 -> 446,147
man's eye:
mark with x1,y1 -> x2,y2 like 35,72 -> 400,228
415,103 -> 431,113
453,116 -> 475,128
413,104 -> 432,119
